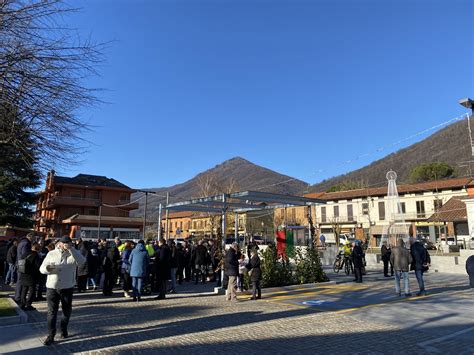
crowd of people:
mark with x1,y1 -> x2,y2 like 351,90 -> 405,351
2,233 -> 262,345
336,235 -> 433,296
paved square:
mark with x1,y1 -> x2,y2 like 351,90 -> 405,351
2,270 -> 473,354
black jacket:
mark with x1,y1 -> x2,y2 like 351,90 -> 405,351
103,246 -> 120,273
87,251 -> 99,278
351,245 -> 364,268
224,248 -> 239,277
21,251 -> 42,286
246,255 -> 262,282
155,245 -> 171,280
411,242 -> 427,271
7,245 -> 17,264
194,244 -> 208,266
17,237 -> 31,260
76,242 -> 89,277
381,245 -> 391,262
170,247 -> 178,268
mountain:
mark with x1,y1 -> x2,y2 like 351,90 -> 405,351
309,118 -> 472,192
133,157 -> 308,216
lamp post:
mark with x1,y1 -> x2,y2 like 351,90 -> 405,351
136,190 -> 161,240
460,98 -> 474,157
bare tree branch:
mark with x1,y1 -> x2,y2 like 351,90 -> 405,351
0,0 -> 104,171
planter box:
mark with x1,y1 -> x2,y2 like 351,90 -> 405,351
0,297 -> 28,326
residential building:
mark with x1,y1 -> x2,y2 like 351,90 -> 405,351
35,170 -> 143,239
306,177 -> 474,246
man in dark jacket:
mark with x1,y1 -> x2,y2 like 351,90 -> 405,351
155,239 -> 171,300
15,233 -> 34,303
351,240 -> 364,283
410,236 -> 429,296
19,243 -> 43,310
75,239 -> 89,292
381,242 -> 393,277
225,243 -> 239,301
466,255 -> 474,288
246,249 -> 262,300
194,240 -> 208,285
5,239 -> 18,285
102,242 -> 120,296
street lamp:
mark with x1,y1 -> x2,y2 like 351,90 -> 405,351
459,98 -> 474,112
459,98 -> 474,157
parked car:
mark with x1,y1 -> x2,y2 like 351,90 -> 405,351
469,237 -> 474,250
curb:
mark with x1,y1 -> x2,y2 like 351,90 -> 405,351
0,297 -> 28,326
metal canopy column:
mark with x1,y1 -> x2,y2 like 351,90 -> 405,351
234,212 -> 239,248
221,193 -> 227,252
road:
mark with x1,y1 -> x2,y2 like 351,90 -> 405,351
1,269 -> 473,354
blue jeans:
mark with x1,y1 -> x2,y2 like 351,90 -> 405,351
5,263 -> 17,284
415,269 -> 425,293
132,277 -> 143,298
394,271 -> 410,294
88,278 -> 97,288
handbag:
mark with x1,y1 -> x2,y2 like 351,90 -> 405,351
17,259 -> 27,274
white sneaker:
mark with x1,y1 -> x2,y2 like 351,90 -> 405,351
124,291 -> 132,298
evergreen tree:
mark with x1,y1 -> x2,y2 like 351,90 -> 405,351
409,162 -> 456,183
0,103 -> 41,228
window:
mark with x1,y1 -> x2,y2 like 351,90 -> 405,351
280,210 -> 284,219
187,221 -> 191,230
362,203 -> 369,215
87,208 -> 97,216
347,204 -> 353,221
416,201 -> 426,218
399,202 -> 406,214
119,193 -> 129,201
86,190 -> 99,199
193,221 -> 196,229
321,207 -> 327,223
434,199 -> 443,211
333,205 -> 339,218
378,201 -> 385,221
291,208 -> 296,223
70,189 -> 82,198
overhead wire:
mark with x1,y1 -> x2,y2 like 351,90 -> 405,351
247,112 -> 470,192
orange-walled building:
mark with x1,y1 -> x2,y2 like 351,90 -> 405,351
35,171 -> 143,239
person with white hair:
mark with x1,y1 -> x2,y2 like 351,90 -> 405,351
40,236 -> 86,346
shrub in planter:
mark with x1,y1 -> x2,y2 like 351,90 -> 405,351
294,246 -> 329,284
260,245 -> 294,288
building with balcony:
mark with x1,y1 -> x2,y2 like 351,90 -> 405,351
306,177 -> 474,246
35,170 -> 143,239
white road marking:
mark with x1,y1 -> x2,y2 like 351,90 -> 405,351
417,326 -> 474,353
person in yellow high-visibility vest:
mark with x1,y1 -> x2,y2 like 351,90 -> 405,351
145,240 -> 155,256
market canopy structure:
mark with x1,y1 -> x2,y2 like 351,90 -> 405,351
162,190 -> 326,249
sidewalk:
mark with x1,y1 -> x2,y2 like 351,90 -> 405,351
0,323 -> 48,355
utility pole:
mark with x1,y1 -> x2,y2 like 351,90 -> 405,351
143,192 -> 148,239
459,98 -> 474,156
157,203 -> 162,239
97,204 -> 102,240
136,190 -> 160,240
165,192 -> 169,240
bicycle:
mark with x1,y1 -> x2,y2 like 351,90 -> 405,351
333,251 -> 353,275
333,252 -> 343,273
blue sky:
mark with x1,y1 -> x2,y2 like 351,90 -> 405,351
62,0 -> 473,189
